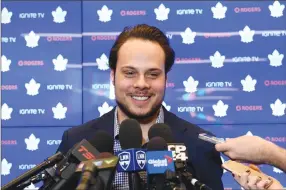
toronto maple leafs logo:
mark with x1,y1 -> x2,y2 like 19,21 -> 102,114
118,152 -> 130,171
136,151 -> 146,169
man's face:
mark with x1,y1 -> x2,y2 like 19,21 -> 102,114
111,38 -> 166,120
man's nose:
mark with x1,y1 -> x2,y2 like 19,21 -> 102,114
133,75 -> 150,89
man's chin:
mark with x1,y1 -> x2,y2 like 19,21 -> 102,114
116,100 -> 161,122
124,109 -> 153,120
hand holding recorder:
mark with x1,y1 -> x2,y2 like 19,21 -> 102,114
199,133 -> 285,189
231,164 -> 283,190
214,135 -> 286,172
215,135 -> 271,164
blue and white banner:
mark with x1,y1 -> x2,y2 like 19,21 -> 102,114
1,1 -> 286,189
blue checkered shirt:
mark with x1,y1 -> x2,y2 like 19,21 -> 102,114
112,107 -> 164,190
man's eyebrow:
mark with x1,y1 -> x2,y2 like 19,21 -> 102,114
120,67 -> 163,72
147,68 -> 162,72
121,66 -> 136,70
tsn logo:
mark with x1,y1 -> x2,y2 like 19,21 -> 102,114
168,144 -> 188,161
78,145 -> 96,160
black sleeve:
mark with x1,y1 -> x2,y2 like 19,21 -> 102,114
56,130 -> 69,155
187,126 -> 224,190
195,145 -> 224,190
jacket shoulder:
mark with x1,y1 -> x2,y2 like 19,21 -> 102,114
165,110 -> 213,136
57,110 -> 114,154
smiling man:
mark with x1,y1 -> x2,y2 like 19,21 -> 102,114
57,24 -> 224,190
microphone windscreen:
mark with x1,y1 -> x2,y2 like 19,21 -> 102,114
89,130 -> 114,153
119,119 -> 142,149
147,137 -> 168,151
148,123 -> 173,143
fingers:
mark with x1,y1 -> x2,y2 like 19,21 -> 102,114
248,175 -> 262,189
239,172 -> 250,188
233,172 -> 262,190
215,143 -> 228,152
257,180 -> 268,189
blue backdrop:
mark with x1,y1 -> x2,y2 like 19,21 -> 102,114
1,1 -> 286,189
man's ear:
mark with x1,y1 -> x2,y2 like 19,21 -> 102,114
110,70 -> 115,85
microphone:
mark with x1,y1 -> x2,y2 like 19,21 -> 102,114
181,172 -> 212,190
148,123 -> 174,143
91,153 -> 119,190
76,161 -> 96,190
148,123 -> 188,163
47,139 -> 100,190
115,119 -> 146,190
75,152 -> 119,190
1,152 -> 64,190
49,130 -> 114,190
146,136 -> 175,190
37,139 -> 99,190
148,123 -> 212,190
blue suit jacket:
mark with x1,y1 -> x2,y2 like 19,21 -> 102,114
57,107 -> 224,190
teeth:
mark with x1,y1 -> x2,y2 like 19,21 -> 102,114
132,96 -> 149,101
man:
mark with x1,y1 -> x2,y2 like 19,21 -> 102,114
57,24 -> 224,190
215,135 -> 285,189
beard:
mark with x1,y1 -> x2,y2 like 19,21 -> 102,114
116,95 -> 164,122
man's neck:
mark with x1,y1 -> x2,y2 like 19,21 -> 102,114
117,107 -> 159,141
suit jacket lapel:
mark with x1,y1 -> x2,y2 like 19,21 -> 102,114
163,107 -> 187,133
93,107 -> 115,137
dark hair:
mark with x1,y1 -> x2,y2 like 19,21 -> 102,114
108,24 -> 175,73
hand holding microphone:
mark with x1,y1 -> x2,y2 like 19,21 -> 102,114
214,135 -> 272,164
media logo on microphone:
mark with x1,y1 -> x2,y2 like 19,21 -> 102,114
146,151 -> 175,174
116,149 -> 146,172
136,150 -> 146,169
118,151 -> 131,170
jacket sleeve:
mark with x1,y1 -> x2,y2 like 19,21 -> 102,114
56,130 -> 69,155
192,144 -> 224,190
209,147 -> 224,190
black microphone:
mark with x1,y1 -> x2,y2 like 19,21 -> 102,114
118,118 -> 144,190
47,139 -> 100,190
38,142 -> 82,190
181,171 -> 212,190
148,123 -> 212,190
148,123 -> 174,143
1,152 -> 64,190
38,140 -> 96,190
49,130 -> 114,190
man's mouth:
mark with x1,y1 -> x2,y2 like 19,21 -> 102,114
131,96 -> 151,101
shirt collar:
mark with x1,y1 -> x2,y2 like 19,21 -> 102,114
114,106 -> 164,139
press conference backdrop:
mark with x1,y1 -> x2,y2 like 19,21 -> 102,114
1,0 -> 286,189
